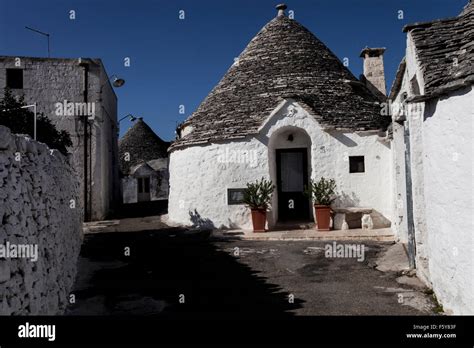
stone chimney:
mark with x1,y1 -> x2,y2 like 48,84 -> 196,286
360,47 -> 387,97
276,3 -> 287,17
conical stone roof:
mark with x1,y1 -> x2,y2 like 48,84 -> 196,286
403,0 -> 473,99
172,8 -> 386,150
119,118 -> 170,175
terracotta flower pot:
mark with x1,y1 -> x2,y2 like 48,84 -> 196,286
251,208 -> 267,233
314,205 -> 331,231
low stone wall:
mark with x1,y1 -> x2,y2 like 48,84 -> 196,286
0,126 -> 83,315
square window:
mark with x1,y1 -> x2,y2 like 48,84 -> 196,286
6,69 -> 23,89
349,156 -> 365,173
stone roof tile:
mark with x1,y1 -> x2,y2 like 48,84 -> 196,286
403,1 -> 474,99
171,13 -> 387,150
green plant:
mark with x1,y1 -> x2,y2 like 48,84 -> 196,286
305,177 -> 337,206
243,178 -> 274,210
0,89 -> 72,155
424,289 -> 444,314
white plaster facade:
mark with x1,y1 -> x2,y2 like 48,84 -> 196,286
423,86 -> 474,315
169,100 -> 393,230
390,35 -> 431,282
390,32 -> 474,314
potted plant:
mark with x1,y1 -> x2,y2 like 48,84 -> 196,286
304,177 -> 337,231
243,178 -> 274,232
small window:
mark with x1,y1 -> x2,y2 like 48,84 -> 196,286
137,177 -> 150,193
410,75 -> 420,96
6,69 -> 23,89
349,156 -> 365,173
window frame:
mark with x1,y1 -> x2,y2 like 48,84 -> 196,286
137,177 -> 151,194
349,156 -> 365,173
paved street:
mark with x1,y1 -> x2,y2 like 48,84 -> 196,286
66,228 -> 436,317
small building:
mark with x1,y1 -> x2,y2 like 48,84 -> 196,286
168,5 -> 391,230
389,0 -> 473,314
0,56 -> 120,221
119,118 -> 170,204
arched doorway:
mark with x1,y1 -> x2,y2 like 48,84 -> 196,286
268,126 -> 312,225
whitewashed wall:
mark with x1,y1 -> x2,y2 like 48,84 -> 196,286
422,86 -> 474,314
389,62 -> 411,243
390,31 -> 474,314
390,122 -> 409,243
0,126 -> 82,315
169,138 -> 268,230
395,34 -> 431,283
0,57 -> 119,221
169,100 -> 393,230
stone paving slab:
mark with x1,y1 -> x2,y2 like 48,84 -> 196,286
212,227 -> 395,242
84,214 -> 395,242
83,215 -> 168,234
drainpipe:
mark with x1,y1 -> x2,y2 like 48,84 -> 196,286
89,110 -> 92,220
79,58 -> 89,222
404,118 -> 416,269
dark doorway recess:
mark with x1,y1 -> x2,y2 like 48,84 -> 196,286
276,148 -> 310,222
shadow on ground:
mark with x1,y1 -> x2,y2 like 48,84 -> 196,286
111,200 -> 168,219
66,228 -> 303,317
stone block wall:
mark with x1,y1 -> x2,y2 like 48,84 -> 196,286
0,56 -> 120,221
0,126 -> 83,315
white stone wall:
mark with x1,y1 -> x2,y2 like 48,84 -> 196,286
391,31 -> 474,314
390,122 -> 409,243
169,100 -> 393,230
90,63 -> 120,219
390,66 -> 411,243
0,126 -> 82,315
169,138 -> 268,230
0,57 -> 119,221
422,86 -> 474,314
393,35 -> 431,283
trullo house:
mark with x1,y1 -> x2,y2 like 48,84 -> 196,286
169,4 -> 392,230
119,118 -> 170,204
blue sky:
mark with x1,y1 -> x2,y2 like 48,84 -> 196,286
0,0 -> 468,141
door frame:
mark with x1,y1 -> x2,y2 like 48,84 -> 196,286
137,176 -> 151,202
275,148 -> 310,222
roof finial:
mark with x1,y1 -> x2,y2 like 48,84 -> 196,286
276,4 -> 287,17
